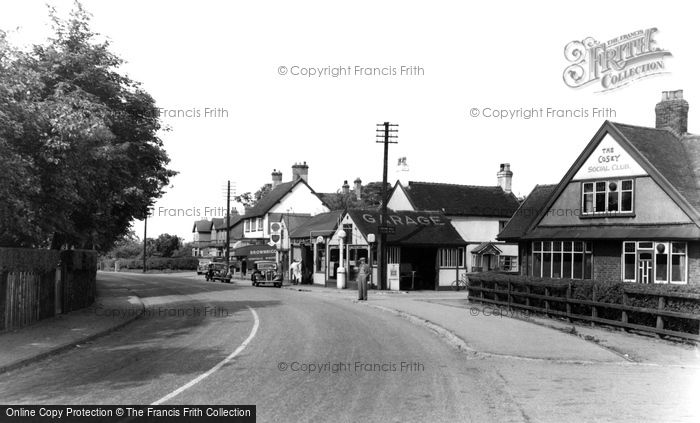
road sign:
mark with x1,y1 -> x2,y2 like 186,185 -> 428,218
378,225 -> 395,234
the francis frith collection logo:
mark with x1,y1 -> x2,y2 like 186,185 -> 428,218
563,28 -> 672,92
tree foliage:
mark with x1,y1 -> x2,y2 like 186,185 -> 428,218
0,2 -> 176,251
234,183 -> 273,209
153,233 -> 182,258
324,181 -> 390,211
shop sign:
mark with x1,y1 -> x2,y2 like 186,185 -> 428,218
573,134 -> 647,180
362,213 -> 444,226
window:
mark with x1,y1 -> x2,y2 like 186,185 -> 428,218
439,248 -> 465,268
257,218 -> 263,231
315,242 -> 326,272
244,219 -> 250,233
342,224 -> 353,244
499,255 -> 518,272
582,179 -> 633,215
622,241 -> 686,284
532,241 -> 592,279
387,247 -> 400,264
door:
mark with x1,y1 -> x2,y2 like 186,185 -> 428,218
637,252 -> 653,284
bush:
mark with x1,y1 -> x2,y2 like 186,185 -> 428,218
99,257 -> 199,271
467,273 -> 700,337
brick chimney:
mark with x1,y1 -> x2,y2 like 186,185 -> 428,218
497,163 -> 513,194
292,161 -> 309,183
271,169 -> 282,187
342,180 -> 350,195
354,178 -> 362,200
655,90 -> 689,136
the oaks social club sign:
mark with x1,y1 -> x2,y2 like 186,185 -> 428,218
563,28 -> 671,92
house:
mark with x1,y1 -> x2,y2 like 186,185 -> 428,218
498,90 -> 700,285
387,165 -> 521,273
192,219 -> 212,257
231,162 -> 330,275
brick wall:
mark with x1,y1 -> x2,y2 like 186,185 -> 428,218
688,241 -> 700,285
593,241 -> 622,282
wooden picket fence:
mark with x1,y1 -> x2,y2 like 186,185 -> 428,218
468,278 -> 700,341
0,248 -> 96,331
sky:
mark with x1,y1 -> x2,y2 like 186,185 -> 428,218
1,0 -> 698,241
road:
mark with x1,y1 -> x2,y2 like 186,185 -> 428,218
0,273 -> 696,422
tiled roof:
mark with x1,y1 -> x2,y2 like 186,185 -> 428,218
346,209 -> 465,246
244,180 -> 326,218
289,211 -> 343,239
402,182 -> 520,217
192,219 -> 211,233
497,184 -> 557,241
211,218 -> 225,230
244,181 -> 296,218
611,122 -> 700,211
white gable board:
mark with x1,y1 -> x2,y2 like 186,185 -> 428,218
387,183 -> 415,211
573,134 -> 648,181
269,183 -> 329,215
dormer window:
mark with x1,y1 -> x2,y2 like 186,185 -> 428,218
582,179 -> 633,215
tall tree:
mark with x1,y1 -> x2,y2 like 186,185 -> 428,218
0,2 -> 176,251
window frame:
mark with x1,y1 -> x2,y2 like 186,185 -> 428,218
581,179 -> 634,216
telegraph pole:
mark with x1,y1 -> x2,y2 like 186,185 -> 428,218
376,122 -> 398,290
143,213 -> 147,273
225,180 -> 231,270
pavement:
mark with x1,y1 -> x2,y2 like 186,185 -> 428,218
0,274 -> 145,374
280,281 -> 700,366
1,271 -> 697,376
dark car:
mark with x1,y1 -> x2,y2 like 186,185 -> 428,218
197,258 -> 212,275
205,262 -> 232,283
251,261 -> 283,288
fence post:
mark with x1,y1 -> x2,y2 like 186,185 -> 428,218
525,284 -> 530,308
621,290 -> 629,330
566,282 -> 572,323
591,284 -> 597,327
507,280 -> 512,310
656,295 -> 665,337
544,286 -> 550,317
479,279 -> 484,302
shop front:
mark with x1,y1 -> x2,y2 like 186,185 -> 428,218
327,210 -> 466,290
232,244 -> 278,277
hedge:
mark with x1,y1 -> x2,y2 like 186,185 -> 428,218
468,273 -> 700,337
100,257 -> 199,271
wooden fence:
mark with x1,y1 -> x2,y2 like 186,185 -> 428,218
467,278 -> 700,342
0,248 -> 97,331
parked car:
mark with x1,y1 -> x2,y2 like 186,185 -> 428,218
197,258 -> 213,275
205,262 -> 232,283
251,261 -> 283,288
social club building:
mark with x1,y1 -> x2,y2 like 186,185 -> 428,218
499,90 -> 700,285
322,209 -> 466,290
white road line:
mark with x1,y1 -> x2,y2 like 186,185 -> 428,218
151,306 -> 260,405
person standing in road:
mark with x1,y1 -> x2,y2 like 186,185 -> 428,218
357,257 -> 370,301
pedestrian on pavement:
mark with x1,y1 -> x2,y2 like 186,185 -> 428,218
290,259 -> 302,285
357,257 -> 370,301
